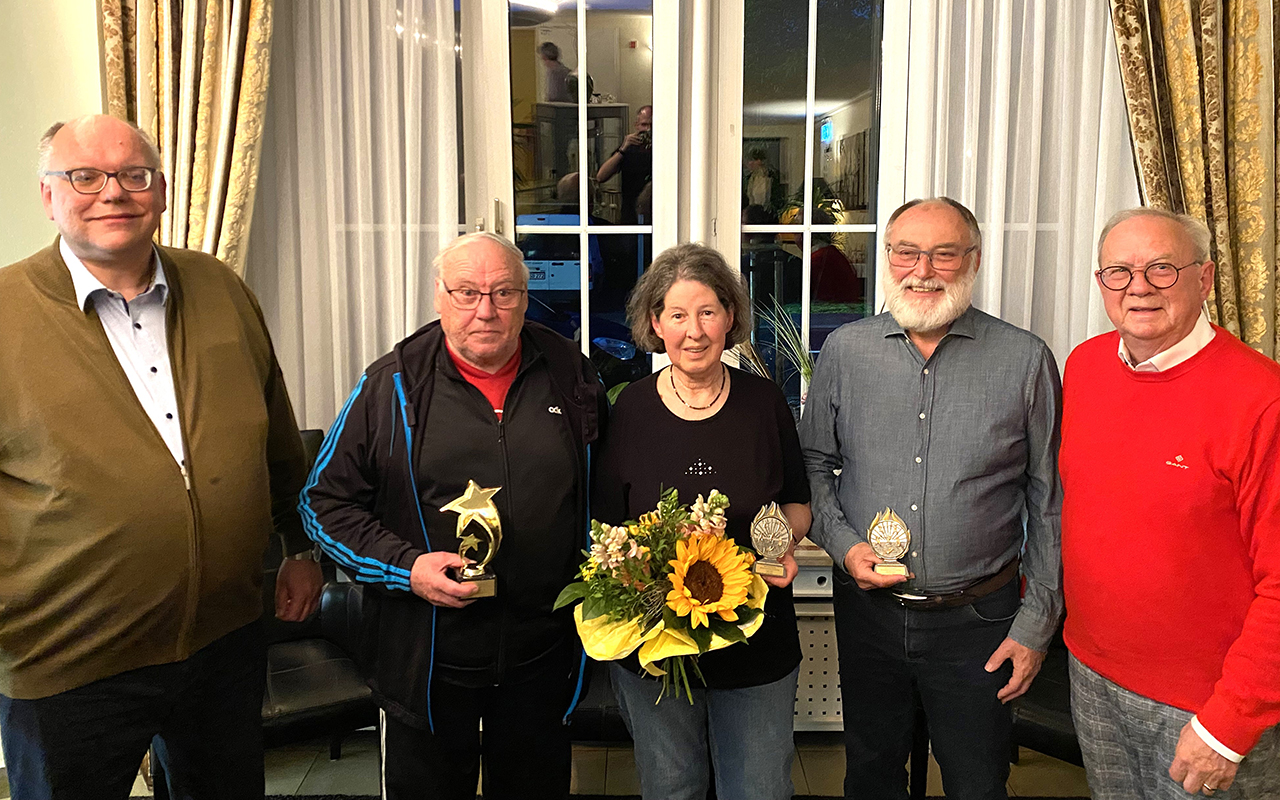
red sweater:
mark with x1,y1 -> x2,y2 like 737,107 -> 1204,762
1061,328 -> 1280,753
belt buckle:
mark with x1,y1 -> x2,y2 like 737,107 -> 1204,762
892,591 -> 930,606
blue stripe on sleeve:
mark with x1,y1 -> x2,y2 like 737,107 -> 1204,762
298,373 -> 413,591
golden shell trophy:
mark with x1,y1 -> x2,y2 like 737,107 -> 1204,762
868,507 -> 910,576
441,480 -> 503,598
750,502 -> 792,578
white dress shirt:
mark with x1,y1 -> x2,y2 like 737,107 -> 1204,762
61,239 -> 186,471
1118,311 -> 1216,372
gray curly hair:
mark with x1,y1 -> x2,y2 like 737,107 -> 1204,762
626,243 -> 752,353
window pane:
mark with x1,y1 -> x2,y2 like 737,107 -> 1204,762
590,233 -> 652,389
740,230 -> 805,408
519,232 -> 582,346
587,1 -> 653,225
511,3 -> 581,221
809,231 -> 874,342
742,0 -> 809,226
811,0 -> 882,225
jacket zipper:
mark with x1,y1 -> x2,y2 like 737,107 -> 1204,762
493,374 -> 523,685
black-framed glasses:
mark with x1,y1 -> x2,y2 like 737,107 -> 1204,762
885,243 -> 978,272
1095,261 -> 1200,291
442,283 -> 526,310
44,167 -> 157,194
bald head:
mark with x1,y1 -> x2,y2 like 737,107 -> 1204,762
40,114 -> 168,270
39,115 -> 161,180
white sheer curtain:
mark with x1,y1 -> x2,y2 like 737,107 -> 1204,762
901,0 -> 1140,366
245,0 -> 459,429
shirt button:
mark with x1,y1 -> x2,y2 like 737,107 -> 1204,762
150,367 -> 158,374
923,368 -> 929,375
915,456 -> 922,464
911,504 -> 918,511
166,413 -> 174,420
134,322 -> 142,330
919,413 -> 926,419
911,551 -> 918,558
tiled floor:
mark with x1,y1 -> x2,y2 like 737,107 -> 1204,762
106,730 -> 1091,797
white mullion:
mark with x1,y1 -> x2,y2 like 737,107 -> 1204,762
877,0 -> 912,307
578,0 -> 590,356
799,0 -> 819,391
715,0 -> 745,264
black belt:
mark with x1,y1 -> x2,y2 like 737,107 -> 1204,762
889,558 -> 1020,610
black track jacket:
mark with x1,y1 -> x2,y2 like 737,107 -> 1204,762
300,320 -> 606,731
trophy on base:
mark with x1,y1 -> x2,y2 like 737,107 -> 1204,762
750,502 -> 793,578
868,508 -> 910,576
441,480 -> 503,598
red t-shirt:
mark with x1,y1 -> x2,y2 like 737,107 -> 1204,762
445,341 -> 521,420
1061,327 -> 1280,753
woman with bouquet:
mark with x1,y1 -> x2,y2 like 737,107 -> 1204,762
593,243 -> 812,800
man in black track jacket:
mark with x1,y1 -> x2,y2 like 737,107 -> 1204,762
300,232 -> 607,800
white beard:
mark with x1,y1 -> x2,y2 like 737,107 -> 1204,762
882,265 -> 977,333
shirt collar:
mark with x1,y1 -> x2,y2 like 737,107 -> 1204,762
881,304 -> 980,340
60,238 -> 166,311
1117,311 -> 1215,372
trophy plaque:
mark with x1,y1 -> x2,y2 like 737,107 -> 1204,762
441,480 -> 503,598
750,502 -> 793,578
867,508 -> 910,576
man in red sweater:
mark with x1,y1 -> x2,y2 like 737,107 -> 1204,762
1061,208 -> 1280,799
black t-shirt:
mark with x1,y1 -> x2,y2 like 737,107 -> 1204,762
593,367 -> 810,689
618,146 -> 652,224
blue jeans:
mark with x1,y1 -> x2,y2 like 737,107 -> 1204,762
0,621 -> 266,800
610,661 -> 798,800
833,570 -> 1018,800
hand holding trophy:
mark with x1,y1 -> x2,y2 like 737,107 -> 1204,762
441,480 -> 503,598
750,502 -> 793,577
868,508 -> 910,576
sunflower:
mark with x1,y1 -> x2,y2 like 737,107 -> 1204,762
666,532 -> 753,628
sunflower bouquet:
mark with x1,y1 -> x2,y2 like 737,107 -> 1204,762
554,489 -> 769,700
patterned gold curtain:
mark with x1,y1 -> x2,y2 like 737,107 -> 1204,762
1110,0 -> 1278,359
101,0 -> 273,278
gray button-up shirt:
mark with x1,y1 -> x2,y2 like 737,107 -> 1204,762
800,307 -> 1064,650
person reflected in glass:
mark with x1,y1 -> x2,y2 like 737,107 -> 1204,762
595,105 -> 652,224
809,208 -> 863,305
539,41 -> 572,103
593,243 -> 812,800
742,147 -> 784,220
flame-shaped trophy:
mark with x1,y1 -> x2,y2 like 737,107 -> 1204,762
750,502 -> 793,577
441,480 -> 503,598
868,507 -> 910,576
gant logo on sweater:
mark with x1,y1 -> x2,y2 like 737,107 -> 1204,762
548,406 -> 563,415
1165,455 -> 1189,470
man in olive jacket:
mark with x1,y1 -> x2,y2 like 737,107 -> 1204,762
0,115 -> 322,799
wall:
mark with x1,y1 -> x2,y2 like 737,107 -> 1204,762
0,0 -> 105,267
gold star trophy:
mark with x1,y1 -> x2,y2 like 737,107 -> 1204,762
868,508 -> 910,576
441,480 -> 503,598
750,502 -> 792,578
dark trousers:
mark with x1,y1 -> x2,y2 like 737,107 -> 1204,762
0,621 -> 266,800
381,658 -> 575,800
832,571 -> 1018,800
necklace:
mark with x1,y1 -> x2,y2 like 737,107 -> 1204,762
669,364 -> 726,410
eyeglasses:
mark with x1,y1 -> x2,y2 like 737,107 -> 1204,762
1095,261 -> 1200,291
44,167 -> 157,194
442,283 -> 526,310
885,244 -> 978,272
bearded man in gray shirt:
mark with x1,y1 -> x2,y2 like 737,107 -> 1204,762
799,197 -> 1063,800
